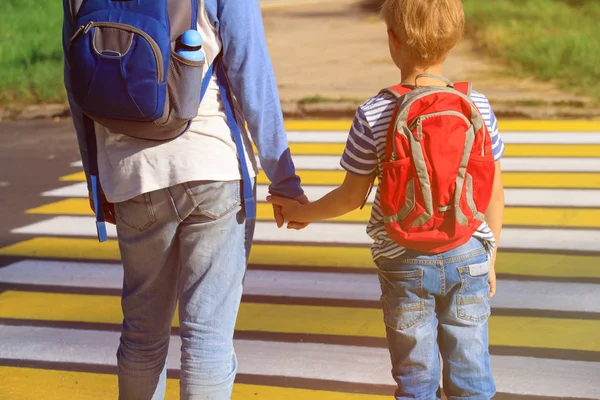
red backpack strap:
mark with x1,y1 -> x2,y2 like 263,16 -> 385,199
380,84 -> 413,99
379,84 -> 412,162
453,81 -> 472,97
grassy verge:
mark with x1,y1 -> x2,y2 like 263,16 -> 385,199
1,0 -> 599,110
300,95 -> 364,105
0,0 -> 66,110
462,0 -> 600,101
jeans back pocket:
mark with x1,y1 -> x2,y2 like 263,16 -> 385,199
115,192 -> 157,232
184,181 -> 241,220
378,268 -> 424,331
457,261 -> 491,322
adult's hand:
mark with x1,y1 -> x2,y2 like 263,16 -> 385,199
88,190 -> 116,225
287,193 -> 309,230
271,194 -> 309,229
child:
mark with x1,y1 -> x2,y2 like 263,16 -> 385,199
268,0 -> 505,398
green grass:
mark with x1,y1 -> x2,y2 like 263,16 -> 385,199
300,95 -> 363,105
1,0 -> 599,109
462,0 -> 600,101
0,0 -> 66,108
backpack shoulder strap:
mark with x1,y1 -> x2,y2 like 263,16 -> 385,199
453,82 -> 472,97
380,84 -> 413,99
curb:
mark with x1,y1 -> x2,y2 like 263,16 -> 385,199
1,102 -> 599,123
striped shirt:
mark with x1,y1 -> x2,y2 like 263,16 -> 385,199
341,90 -> 505,261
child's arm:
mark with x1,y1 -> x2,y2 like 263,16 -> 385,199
268,172 -> 375,224
485,161 -> 505,297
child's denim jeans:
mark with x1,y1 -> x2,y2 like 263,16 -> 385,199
113,180 -> 255,400
377,237 -> 496,400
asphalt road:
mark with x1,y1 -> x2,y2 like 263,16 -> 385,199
1,118 -> 600,399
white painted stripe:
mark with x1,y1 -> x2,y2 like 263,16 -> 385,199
2,260 -> 599,313
10,216 -> 600,252
70,161 -> 83,168
285,131 -> 600,144
40,181 -> 600,209
501,158 -> 600,172
1,325 -> 599,397
504,188 -> 600,207
42,182 -> 88,198
502,132 -> 600,144
0,325 -> 392,386
259,155 -> 600,172
270,186 -> 600,208
256,184 -> 377,204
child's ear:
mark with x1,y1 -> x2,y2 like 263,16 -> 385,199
387,29 -> 401,52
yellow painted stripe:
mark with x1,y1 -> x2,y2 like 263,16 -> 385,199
286,143 -> 600,157
0,367 -> 385,400
262,171 -> 600,189
59,170 -> 600,189
59,171 -> 88,181
284,120 -> 600,132
26,199 -> 600,228
1,290 -> 599,352
1,238 -> 599,279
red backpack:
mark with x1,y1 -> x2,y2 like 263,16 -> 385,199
379,74 -> 495,253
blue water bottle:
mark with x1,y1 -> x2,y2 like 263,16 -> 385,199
177,30 -> 205,62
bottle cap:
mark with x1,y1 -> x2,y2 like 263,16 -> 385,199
181,30 -> 203,48
177,49 -> 205,62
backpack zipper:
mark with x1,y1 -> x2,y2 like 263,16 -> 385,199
408,110 -> 471,130
70,21 -> 164,83
391,110 -> 483,160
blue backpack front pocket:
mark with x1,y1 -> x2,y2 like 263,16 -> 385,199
69,10 -> 169,122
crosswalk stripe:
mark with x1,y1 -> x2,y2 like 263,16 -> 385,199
3,326 -> 600,398
1,291 -> 599,352
283,120 -> 600,132
0,367 -> 390,400
25,199 -> 600,229
283,143 -> 600,157
2,238 -> 599,279
64,155 -> 600,174
58,170 -> 600,189
0,327 -> 394,387
285,131 -> 600,144
2,327 -> 600,400
2,260 -> 599,313
269,171 -> 600,188
10,216 -> 600,252
276,155 -> 600,172
42,183 -> 600,209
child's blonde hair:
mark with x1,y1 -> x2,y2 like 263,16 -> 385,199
381,0 -> 465,66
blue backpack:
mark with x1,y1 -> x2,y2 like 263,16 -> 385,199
63,0 -> 255,242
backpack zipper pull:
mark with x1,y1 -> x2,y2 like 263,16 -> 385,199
83,21 -> 94,34
70,21 -> 94,43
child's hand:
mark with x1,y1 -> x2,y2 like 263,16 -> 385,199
488,266 -> 497,298
267,195 -> 308,227
489,252 -> 497,298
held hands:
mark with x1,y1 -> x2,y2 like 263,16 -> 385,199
268,194 -> 309,229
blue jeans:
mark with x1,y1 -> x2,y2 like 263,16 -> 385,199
114,180 -> 255,400
377,237 -> 496,400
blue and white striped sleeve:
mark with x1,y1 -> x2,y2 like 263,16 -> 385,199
340,108 -> 378,176
471,91 -> 505,161
487,106 -> 505,161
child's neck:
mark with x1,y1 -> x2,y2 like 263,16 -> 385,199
401,64 -> 445,87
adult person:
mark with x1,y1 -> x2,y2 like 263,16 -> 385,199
62,1 -> 307,398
